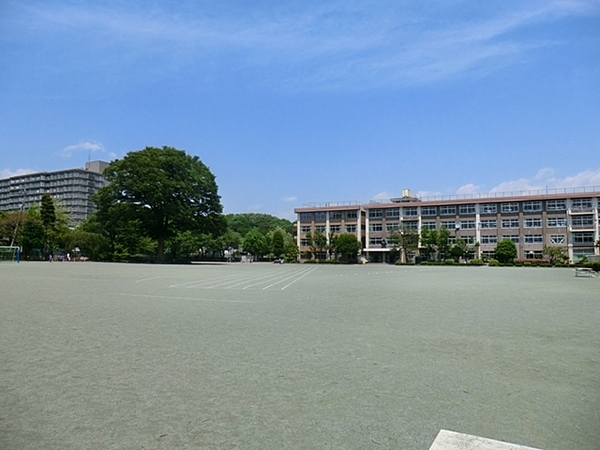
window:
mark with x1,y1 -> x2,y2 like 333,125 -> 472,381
440,205 -> 456,216
501,202 -> 519,213
524,235 -> 543,244
403,206 -> 418,217
315,225 -> 326,233
523,201 -> 542,212
502,219 -> 519,228
480,235 -> 498,245
346,224 -> 357,233
300,225 -> 311,233
525,251 -> 543,259
369,223 -> 383,232
385,208 -> 400,218
550,235 -> 565,244
386,222 -> 400,232
572,232 -> 595,243
479,203 -> 498,214
369,237 -> 383,246
458,235 -> 476,244
421,206 -> 437,216
571,215 -> 594,227
369,209 -> 383,219
440,221 -> 456,229
300,239 -> 308,246
402,221 -> 418,230
330,225 -> 342,233
502,235 -> 520,243
547,217 -> 567,227
459,204 -> 476,215
299,213 -> 312,221
330,212 -> 343,220
315,212 -> 326,221
524,218 -> 542,228
480,220 -> 497,229
460,220 -> 476,229
346,211 -> 358,219
571,198 -> 592,210
421,221 -> 437,230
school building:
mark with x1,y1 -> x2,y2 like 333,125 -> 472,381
294,187 -> 600,263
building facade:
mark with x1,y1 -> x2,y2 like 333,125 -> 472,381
294,188 -> 600,263
0,161 -> 109,226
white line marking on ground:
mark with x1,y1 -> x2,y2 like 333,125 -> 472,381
262,267 -> 316,290
169,272 -> 248,288
119,293 -> 253,303
222,267 -> 301,289
281,266 -> 318,290
241,267 -> 311,290
135,276 -> 160,283
429,430 -> 543,450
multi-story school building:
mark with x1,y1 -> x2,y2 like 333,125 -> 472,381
0,161 -> 109,226
294,188 -> 600,263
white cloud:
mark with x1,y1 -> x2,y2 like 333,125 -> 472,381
415,190 -> 444,199
372,191 -> 392,200
14,1 -> 600,91
487,167 -> 600,193
57,141 -> 107,158
534,167 -> 555,180
0,168 -> 36,179
456,183 -> 481,195
282,196 -> 298,202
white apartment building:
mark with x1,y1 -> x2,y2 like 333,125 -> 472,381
0,161 -> 109,226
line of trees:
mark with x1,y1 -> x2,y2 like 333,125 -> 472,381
0,147 -> 299,263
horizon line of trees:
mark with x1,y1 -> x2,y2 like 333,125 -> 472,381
1,147 -> 597,264
0,147 -> 301,263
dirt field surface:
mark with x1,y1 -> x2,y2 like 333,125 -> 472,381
1,262 -> 598,449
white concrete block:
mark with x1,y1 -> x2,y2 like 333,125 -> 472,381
429,430 -> 543,450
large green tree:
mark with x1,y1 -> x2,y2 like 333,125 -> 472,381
494,239 -> 518,263
243,228 -> 268,259
96,147 -> 225,261
336,233 -> 361,263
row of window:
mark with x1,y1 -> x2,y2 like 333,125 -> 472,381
363,233 -> 592,247
302,232 -> 594,248
301,216 -> 598,234
299,199 -> 598,222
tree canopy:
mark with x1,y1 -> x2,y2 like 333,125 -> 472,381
335,233 -> 361,263
226,213 -> 293,236
95,146 -> 224,261
494,239 -> 518,263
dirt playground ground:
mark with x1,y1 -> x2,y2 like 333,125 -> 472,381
1,262 -> 598,449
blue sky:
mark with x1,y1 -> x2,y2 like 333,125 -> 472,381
1,0 -> 599,219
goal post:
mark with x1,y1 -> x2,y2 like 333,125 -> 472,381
0,246 -> 21,263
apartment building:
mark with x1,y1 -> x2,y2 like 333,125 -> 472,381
0,161 -> 109,226
294,188 -> 600,263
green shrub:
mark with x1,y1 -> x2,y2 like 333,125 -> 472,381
488,259 -> 499,266
582,261 -> 600,272
420,261 -> 429,265
444,259 -> 455,265
523,261 -> 532,266
469,258 -> 484,266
